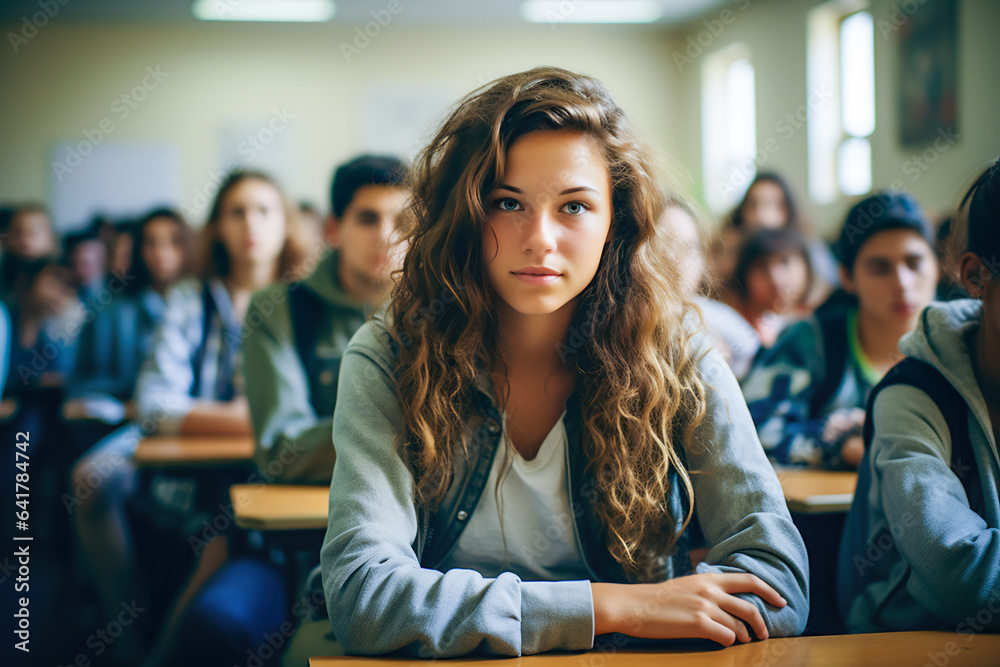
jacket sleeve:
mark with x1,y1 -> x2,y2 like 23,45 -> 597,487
741,318 -> 842,466
243,287 -> 335,483
133,282 -> 200,433
870,384 -> 1000,628
688,346 -> 810,638
320,325 -> 594,657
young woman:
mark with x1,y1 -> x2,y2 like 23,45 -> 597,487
70,171 -> 309,664
64,208 -> 192,429
319,67 -> 808,657
838,158 -> 1000,633
742,191 -> 938,469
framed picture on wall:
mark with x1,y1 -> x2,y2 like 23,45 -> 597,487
898,0 -> 958,147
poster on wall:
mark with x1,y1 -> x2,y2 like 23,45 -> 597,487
898,0 -> 958,147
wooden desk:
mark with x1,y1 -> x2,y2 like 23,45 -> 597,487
776,468 -> 857,514
133,435 -> 255,467
229,484 -> 329,531
309,631 -> 1000,666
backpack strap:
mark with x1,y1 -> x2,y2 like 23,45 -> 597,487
861,357 -> 979,512
191,283 -> 216,398
839,357 -> 978,621
810,310 -> 849,417
288,285 -> 328,415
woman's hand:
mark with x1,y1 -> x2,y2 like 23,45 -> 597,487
592,572 -> 786,646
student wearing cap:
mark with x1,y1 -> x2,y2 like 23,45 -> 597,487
838,159 -> 1000,633
741,191 -> 939,469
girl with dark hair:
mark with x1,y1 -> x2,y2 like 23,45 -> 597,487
319,67 -> 808,657
63,207 -> 193,427
706,229 -> 813,379
69,171 -> 310,664
838,158 -> 1000,633
730,172 -> 802,231
3,261 -> 77,394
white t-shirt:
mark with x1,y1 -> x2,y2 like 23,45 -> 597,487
438,410 -> 591,582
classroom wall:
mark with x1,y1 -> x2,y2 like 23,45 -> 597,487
0,20 -> 683,228
669,0 -> 1000,236
3,1 -> 995,235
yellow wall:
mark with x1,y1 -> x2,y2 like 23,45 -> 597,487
3,0 -> 996,234
0,20 -> 682,227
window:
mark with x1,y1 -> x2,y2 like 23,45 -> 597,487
808,2 -> 875,203
702,44 -> 756,215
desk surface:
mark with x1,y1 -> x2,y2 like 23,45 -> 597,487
775,468 -> 857,514
309,631 -> 1000,667
133,435 -> 256,467
229,484 -> 329,531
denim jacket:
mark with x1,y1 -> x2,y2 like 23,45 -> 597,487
320,314 -> 809,657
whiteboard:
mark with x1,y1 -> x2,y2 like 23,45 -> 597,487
48,142 -> 182,232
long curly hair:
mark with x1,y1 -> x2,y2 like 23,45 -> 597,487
389,66 -> 708,578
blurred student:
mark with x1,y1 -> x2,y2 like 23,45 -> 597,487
662,203 -> 810,382
1,262 -> 78,536
718,229 -> 812,377
110,219 -> 138,280
247,155 -> 408,483
63,208 -> 191,432
659,200 -> 759,381
4,261 -> 78,396
70,171 -> 309,664
159,155 -> 410,666
838,158 -> 1000,633
708,173 -> 836,300
1,203 -> 56,300
64,224 -> 110,306
742,191 -> 938,469
320,67 -> 807,657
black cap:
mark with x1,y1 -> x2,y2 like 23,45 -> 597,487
835,191 -> 933,271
